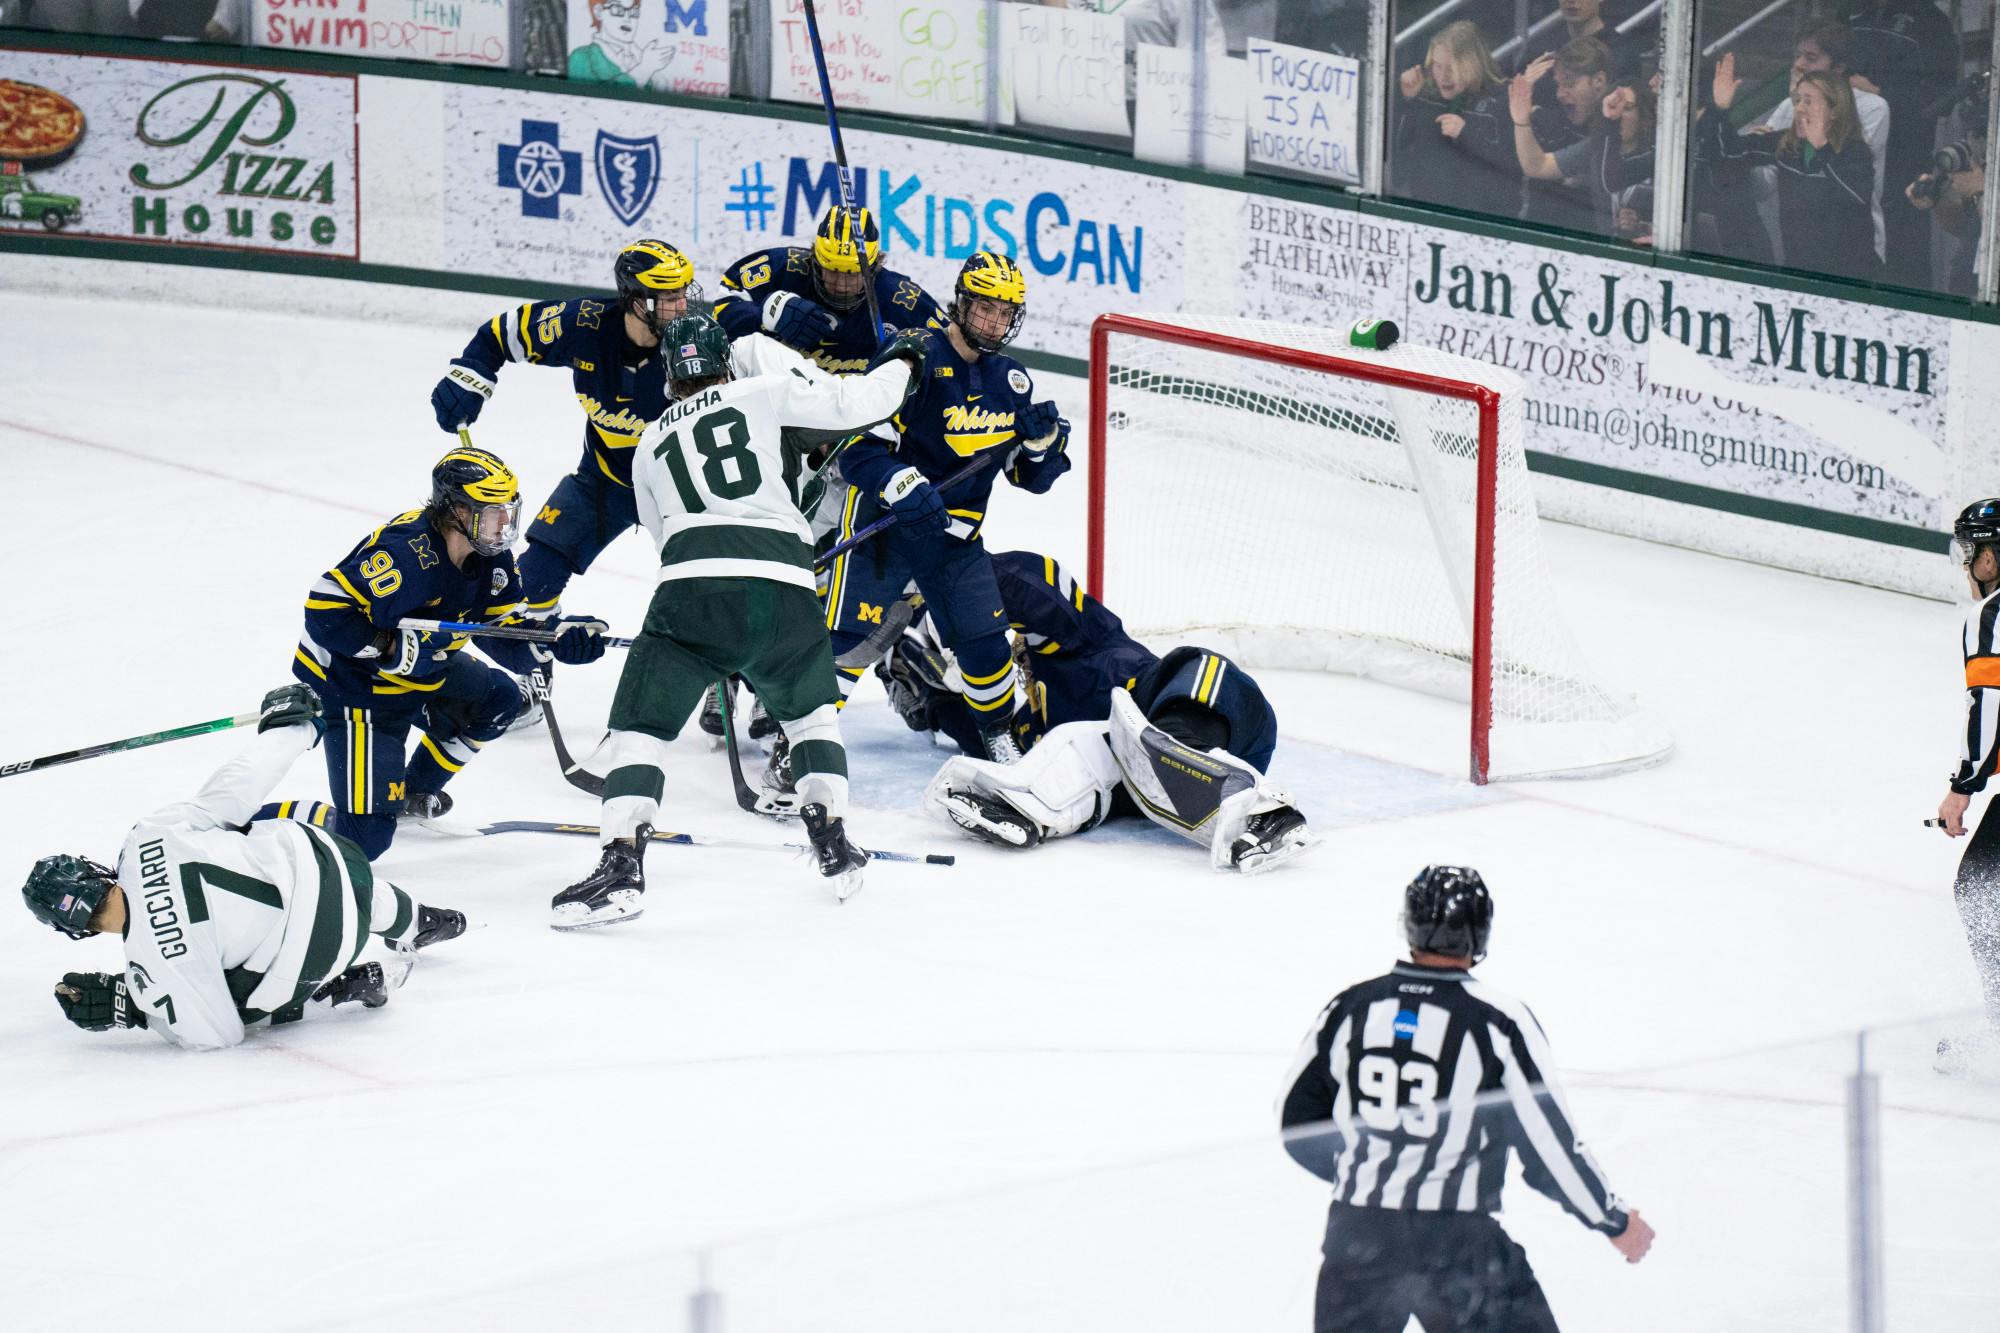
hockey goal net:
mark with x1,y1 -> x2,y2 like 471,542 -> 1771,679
1087,313 -> 1670,783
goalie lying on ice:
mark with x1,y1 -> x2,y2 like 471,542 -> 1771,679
17,687 -> 467,1050
894,552 -> 1314,872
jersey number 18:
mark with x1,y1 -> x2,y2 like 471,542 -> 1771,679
654,405 -> 801,512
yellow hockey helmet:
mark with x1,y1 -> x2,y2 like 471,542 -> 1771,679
430,446 -> 522,556
811,206 -> 881,311
615,239 -> 701,335
950,251 -> 1028,352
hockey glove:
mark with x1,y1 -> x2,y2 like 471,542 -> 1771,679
871,327 -> 931,376
257,683 -> 325,744
550,616 -> 611,665
1014,400 -> 1066,452
54,972 -> 148,1032
383,627 -> 450,679
762,291 -> 839,350
881,466 -> 950,539
430,362 -> 494,432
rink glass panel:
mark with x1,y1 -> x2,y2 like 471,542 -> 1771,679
1682,0 -> 1995,300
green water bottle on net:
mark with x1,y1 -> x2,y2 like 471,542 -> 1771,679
1348,318 -> 1400,351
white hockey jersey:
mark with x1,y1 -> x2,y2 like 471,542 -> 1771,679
632,335 -> 914,590
114,726 -> 388,1051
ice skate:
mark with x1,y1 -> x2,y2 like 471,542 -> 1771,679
551,830 -> 649,930
938,788 -> 1042,848
800,803 -> 867,902
1230,805 -> 1315,875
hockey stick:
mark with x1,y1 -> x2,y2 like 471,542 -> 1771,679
833,595 -> 919,670
397,618 -> 635,649
715,681 -> 765,813
801,0 -> 885,345
0,711 -> 260,779
813,452 -> 1001,571
544,699 -> 607,797
480,818 -> 955,866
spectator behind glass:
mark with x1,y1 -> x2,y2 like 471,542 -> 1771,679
1710,55 -> 1880,284
1393,21 -> 1521,217
1511,55 -> 1656,242
1519,36 -> 1611,231
1905,91 -> 1985,297
1516,0 -> 1638,88
1756,20 -> 1888,267
1845,0 -> 1955,288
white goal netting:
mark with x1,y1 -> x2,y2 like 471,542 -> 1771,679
1092,315 -> 1670,780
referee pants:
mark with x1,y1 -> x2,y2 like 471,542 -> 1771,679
1315,1206 -> 1559,1333
1956,796 -> 2000,1026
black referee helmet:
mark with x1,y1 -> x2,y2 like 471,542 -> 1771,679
1403,865 -> 1493,962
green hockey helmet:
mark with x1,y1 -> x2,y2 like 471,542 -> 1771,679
661,312 -> 733,397
22,854 -> 119,939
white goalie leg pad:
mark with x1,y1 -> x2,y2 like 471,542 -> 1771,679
587,729 -> 676,844
1106,689 -> 1304,871
923,721 -> 1123,842
779,703 -> 848,818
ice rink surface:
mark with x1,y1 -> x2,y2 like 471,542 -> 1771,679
2,289 -> 1996,1330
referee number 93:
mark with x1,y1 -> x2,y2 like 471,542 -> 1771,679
1357,1053 -> 1440,1137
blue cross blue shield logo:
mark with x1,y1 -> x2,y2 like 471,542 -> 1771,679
498,120 -> 582,220
595,131 -> 662,228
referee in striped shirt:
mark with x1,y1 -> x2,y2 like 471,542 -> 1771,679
1279,866 -> 1653,1331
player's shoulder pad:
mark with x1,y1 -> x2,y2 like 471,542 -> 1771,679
877,267 -> 943,317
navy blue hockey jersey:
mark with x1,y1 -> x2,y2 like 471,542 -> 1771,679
294,510 -> 531,704
839,329 -> 1047,534
454,297 -> 666,490
994,551 -> 1279,772
713,245 -> 945,375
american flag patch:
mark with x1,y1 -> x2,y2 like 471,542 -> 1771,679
678,343 -> 698,358
57,895 -> 76,913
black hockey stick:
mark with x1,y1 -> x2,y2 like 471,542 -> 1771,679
800,0 -> 885,345
813,452 -> 1000,571
717,681 -> 794,818
480,818 -> 954,866
544,699 -> 606,797
833,595 -> 919,671
0,710 -> 260,779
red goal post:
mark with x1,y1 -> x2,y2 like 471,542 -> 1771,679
1085,312 -> 1668,784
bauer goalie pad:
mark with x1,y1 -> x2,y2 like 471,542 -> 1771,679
1106,688 -> 1301,872
923,721 -> 1123,844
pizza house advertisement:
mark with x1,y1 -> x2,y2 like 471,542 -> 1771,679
0,52 -> 358,259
